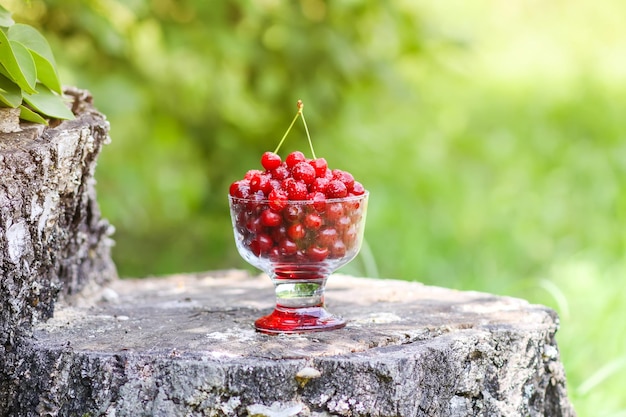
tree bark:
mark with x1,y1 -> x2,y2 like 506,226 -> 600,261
0,87 -> 117,349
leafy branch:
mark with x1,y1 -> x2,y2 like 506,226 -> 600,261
0,5 -> 73,124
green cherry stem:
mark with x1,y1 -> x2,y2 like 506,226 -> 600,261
273,100 -> 317,159
298,101 -> 317,160
273,108 -> 300,155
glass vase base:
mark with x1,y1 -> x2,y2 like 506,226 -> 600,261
254,305 -> 347,334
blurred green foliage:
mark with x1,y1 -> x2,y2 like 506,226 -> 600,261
5,0 -> 626,415
14,0 -> 439,276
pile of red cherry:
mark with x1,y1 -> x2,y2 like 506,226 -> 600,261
229,151 -> 367,263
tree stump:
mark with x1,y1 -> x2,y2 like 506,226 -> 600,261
1,271 -> 577,417
0,88 -> 117,348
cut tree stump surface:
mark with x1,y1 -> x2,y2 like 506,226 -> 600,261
5,270 -> 576,417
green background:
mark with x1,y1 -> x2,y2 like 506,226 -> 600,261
6,1 -> 626,415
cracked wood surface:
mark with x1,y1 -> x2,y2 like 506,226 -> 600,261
3,271 -> 577,416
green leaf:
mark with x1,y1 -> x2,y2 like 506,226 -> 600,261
8,24 -> 61,93
0,30 -> 37,94
8,24 -> 56,64
30,50 -> 62,94
0,5 -> 14,27
10,40 -> 37,90
19,105 -> 48,125
0,72 -> 21,107
23,83 -> 74,120
0,60 -> 10,79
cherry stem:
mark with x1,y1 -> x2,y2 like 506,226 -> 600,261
299,102 -> 317,160
273,100 -> 317,159
273,110 -> 300,155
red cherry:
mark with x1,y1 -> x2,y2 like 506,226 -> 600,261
330,240 -> 347,257
256,233 -> 274,253
260,209 -> 282,227
244,192 -> 265,212
304,212 -> 322,230
325,203 -> 344,222
326,180 -> 348,199
271,224 -> 288,242
244,169 -> 263,180
310,177 -> 329,194
261,152 -> 282,171
268,189 -> 288,211
295,249 -> 309,263
292,162 -> 316,184
281,177 -> 295,190
269,179 -> 282,191
229,181 -> 238,197
269,246 -> 281,260
335,215 -> 352,232
309,158 -> 328,178
279,239 -> 298,256
283,205 -> 303,223
270,164 -> 290,180
250,173 -> 272,195
309,191 -> 327,212
286,151 -> 306,169
351,181 -> 366,196
249,240 -> 261,256
333,169 -> 355,192
287,223 -> 306,240
318,228 -> 338,247
307,246 -> 329,262
287,181 -> 308,200
267,246 -> 281,262
229,180 -> 250,198
245,216 -> 264,234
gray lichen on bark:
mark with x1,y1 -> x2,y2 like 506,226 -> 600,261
0,87 -> 117,348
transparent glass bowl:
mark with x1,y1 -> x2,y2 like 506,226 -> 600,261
229,192 -> 368,334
